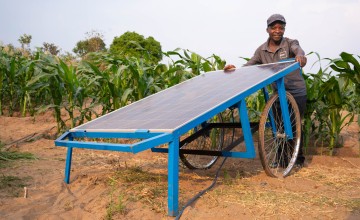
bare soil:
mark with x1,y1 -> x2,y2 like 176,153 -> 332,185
0,111 -> 359,220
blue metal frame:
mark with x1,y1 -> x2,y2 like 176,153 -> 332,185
168,138 -> 179,216
276,77 -> 293,139
262,87 -> 277,134
55,131 -> 173,184
54,61 -> 300,216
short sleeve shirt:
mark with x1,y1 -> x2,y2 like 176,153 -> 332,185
244,37 -> 307,97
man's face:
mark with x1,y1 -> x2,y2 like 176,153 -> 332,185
267,22 -> 285,43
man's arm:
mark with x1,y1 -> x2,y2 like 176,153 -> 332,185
244,47 -> 262,66
290,39 -> 307,67
223,44 -> 262,71
223,53 -> 260,72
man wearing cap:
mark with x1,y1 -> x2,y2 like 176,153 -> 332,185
224,14 -> 307,168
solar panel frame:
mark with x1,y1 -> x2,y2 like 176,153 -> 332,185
71,61 -> 299,136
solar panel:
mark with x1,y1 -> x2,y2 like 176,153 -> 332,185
72,61 -> 296,133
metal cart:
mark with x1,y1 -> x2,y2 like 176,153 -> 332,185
55,60 -> 301,216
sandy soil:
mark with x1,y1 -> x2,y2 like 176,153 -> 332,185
0,111 -> 359,220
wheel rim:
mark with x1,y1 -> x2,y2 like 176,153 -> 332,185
259,92 -> 301,177
180,114 -> 224,169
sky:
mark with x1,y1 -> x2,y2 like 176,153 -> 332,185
1,0 -> 360,73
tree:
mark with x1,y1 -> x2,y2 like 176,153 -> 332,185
18,34 -> 32,50
42,42 -> 60,55
73,30 -> 106,57
60,52 -> 77,64
110,31 -> 162,64
2,43 -> 16,55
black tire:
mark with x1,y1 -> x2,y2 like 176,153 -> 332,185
258,92 -> 301,177
180,111 -> 235,169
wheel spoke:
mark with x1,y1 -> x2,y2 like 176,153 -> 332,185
259,92 -> 301,177
180,110 -> 235,169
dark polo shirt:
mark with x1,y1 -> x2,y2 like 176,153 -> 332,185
244,37 -> 307,97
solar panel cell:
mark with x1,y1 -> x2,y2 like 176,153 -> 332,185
72,61 -> 297,133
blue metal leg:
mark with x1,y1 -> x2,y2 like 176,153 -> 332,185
276,78 -> 293,139
262,87 -> 277,135
168,138 -> 179,216
64,147 -> 73,184
262,87 -> 270,103
238,99 -> 256,158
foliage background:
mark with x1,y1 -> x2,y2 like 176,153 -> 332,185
0,33 -> 359,155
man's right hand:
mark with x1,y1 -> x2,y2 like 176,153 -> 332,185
224,64 -> 236,72
295,55 -> 307,67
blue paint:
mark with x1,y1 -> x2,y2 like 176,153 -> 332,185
276,78 -> 293,139
168,139 -> 179,216
238,100 -> 256,158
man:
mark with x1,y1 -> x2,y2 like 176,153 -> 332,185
224,14 -> 307,167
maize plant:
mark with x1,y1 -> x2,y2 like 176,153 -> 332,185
329,52 -> 360,126
0,52 -> 25,116
80,53 -> 134,114
1,45 -> 358,148
319,76 -> 354,155
303,52 -> 357,155
36,54 -> 67,133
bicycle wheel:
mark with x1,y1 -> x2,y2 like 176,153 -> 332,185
180,111 -> 235,169
258,92 -> 301,178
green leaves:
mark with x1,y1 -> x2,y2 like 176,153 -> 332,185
303,52 -> 359,155
1,45 -> 358,147
109,31 -> 162,65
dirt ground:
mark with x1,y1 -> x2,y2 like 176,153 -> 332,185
0,111 -> 359,220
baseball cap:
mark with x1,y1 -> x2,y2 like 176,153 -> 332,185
267,14 -> 286,26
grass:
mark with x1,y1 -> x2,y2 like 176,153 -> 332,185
0,141 -> 37,162
205,164 -> 360,218
106,177 -> 127,220
105,165 -> 168,218
0,175 -> 25,189
0,151 -> 36,161
348,198 -> 360,211
221,190 -> 355,214
295,166 -> 360,190
0,140 -> 34,197
0,175 -> 32,197
114,165 -> 161,183
223,169 -> 247,185
0,140 -> 37,168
